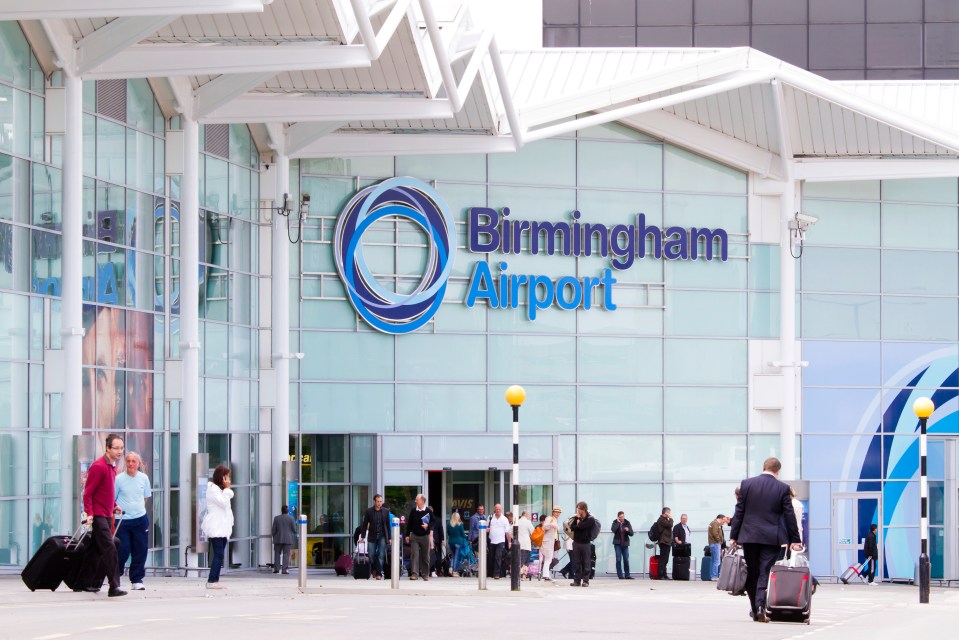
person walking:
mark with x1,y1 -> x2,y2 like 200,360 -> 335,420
360,494 -> 392,580
729,457 -> 802,623
611,511 -> 634,579
569,502 -> 596,587
114,451 -> 151,591
488,504 -> 511,579
447,512 -> 468,576
540,506 -> 561,581
517,511 -> 534,575
468,504 -> 486,551
863,523 -> 879,585
271,505 -> 296,574
707,514 -> 728,580
202,465 -> 234,590
405,494 -> 431,581
80,433 -> 126,597
656,507 -> 674,580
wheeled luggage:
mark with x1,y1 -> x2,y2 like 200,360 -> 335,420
648,555 -> 659,579
672,555 -> 690,580
700,555 -> 712,581
334,553 -> 353,576
672,543 -> 691,558
766,548 -> 812,624
839,560 -> 867,585
21,525 -> 89,592
717,545 -> 747,595
352,539 -> 370,579
62,533 -> 119,592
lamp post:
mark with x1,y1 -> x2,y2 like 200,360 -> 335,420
913,397 -> 934,604
506,385 -> 526,592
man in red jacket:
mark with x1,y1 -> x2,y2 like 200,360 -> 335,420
81,433 -> 126,597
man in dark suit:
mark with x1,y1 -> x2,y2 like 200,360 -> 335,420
729,457 -> 802,623
271,505 -> 297,574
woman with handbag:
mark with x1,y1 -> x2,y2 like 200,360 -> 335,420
539,506 -> 562,581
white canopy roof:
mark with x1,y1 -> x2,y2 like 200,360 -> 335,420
10,0 -> 959,180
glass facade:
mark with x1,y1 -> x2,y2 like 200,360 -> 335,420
545,0 -> 959,80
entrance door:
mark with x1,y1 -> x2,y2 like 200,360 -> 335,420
832,492 -> 882,579
440,471 -> 553,526
930,438 -> 958,581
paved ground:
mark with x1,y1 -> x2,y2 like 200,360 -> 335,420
1,570 -> 956,639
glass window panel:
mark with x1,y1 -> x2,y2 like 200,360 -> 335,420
881,202 -> 958,250
577,483 -> 662,537
802,435 -> 874,480
579,435 -> 662,481
382,436 -> 420,461
204,156 -> 228,212
578,336 -> 662,384
747,434 -> 801,484
0,154 -> 27,223
881,178 -> 957,204
300,156 -> 394,178
882,250 -> 957,295
230,272 -> 252,325
801,294 -> 880,340
229,163 -> 252,218
803,388 -> 882,434
664,338 -> 746,385
299,434 -> 347,483
395,384 -> 485,432
881,342 -> 959,383
203,378 -> 227,432
804,341 -> 881,387
665,387 -> 746,432
487,185 -> 576,225
203,321 -> 228,376
0,291 -> 29,360
383,469 -> 421,485
229,325 -> 252,379
300,382 -> 393,433
668,435 -> 744,480
395,334 -> 485,382
577,122 -> 658,142
578,140 -> 662,190
803,180 -> 879,200
395,154 -> 486,182
488,334 -> 575,383
665,193 -> 746,233
30,94 -> 43,161
0,23 -> 32,88
0,86 -> 29,156
351,435 -> 373,484
302,484 -> 347,538
666,290 -> 746,337
95,118 -> 125,185
882,296 -> 958,342
0,499 -> 27,565
578,386 -> 662,432
663,482 -> 741,532
422,435 -> 510,461
803,200 -> 880,246
0,431 -> 27,495
488,139 -> 575,186
559,435 -> 576,481
802,247 -> 879,293
665,146 -> 746,194
300,331 -> 393,381
578,304 -> 663,335
228,124 -> 252,167
668,255 -> 746,289
32,164 -> 62,227
486,384 -> 575,433
28,497 -> 61,556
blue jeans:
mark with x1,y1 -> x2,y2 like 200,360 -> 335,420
368,535 -> 387,576
450,544 -> 464,573
614,544 -> 630,577
710,543 -> 722,579
115,514 -> 150,584
208,537 -> 227,583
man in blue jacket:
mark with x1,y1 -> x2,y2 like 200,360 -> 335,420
729,457 -> 802,623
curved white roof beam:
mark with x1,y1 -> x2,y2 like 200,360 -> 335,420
0,0 -> 273,20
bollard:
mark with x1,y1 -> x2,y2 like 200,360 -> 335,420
478,519 -> 488,590
298,514 -> 308,589
391,516 -> 400,590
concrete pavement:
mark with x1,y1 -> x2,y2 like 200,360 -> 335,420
1,571 -> 956,639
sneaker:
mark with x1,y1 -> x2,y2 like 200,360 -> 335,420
131,583 -> 145,591
108,589 -> 127,598
206,582 -> 226,590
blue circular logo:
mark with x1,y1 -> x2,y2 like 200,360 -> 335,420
334,177 -> 455,334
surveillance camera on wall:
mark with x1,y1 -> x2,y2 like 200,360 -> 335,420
795,212 -> 819,225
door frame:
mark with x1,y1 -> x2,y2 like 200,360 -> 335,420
831,491 -> 883,578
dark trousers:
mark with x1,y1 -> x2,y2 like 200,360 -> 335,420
658,543 -> 671,578
742,543 -> 780,616
614,544 -> 630,577
491,542 -> 506,578
82,516 -> 120,590
572,541 -> 591,584
410,534 -> 430,578
863,555 -> 876,583
115,514 -> 149,584
208,537 -> 227,583
273,544 -> 292,571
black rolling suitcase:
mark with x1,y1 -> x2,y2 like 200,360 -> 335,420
672,555 -> 690,580
352,539 -> 371,580
766,547 -> 812,625
21,525 -> 89,592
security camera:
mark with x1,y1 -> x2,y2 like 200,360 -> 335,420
795,212 -> 819,225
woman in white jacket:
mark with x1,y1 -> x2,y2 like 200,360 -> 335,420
202,465 -> 234,589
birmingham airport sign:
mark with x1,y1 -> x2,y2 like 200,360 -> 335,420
334,177 -> 728,335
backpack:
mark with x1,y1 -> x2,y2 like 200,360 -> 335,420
589,517 -> 601,541
531,525 -> 545,548
647,522 -> 660,542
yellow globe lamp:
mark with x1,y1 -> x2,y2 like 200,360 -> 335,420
913,397 -> 934,419
505,385 -> 526,407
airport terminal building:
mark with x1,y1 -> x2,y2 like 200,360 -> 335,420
0,1 -> 957,584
